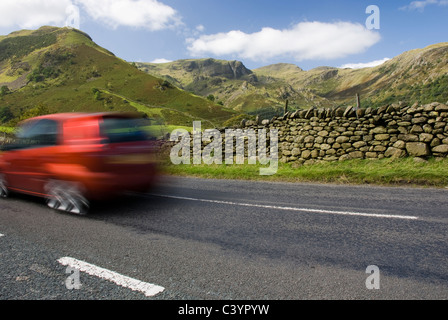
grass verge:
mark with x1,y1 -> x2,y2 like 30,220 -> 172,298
160,157 -> 448,188
0,126 -> 14,134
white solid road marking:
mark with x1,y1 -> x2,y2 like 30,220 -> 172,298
0,233 -> 4,237
57,257 -> 165,297
151,194 -> 419,221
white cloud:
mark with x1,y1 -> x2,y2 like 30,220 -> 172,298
0,0 -> 181,31
75,0 -> 182,30
187,21 -> 381,62
0,0 -> 73,29
400,0 -> 448,11
195,25 -> 205,32
339,57 -> 390,69
150,58 -> 172,63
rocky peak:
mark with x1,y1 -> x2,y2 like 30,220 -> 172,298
183,58 -> 252,80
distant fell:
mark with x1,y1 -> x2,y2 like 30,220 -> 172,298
137,42 -> 448,119
254,63 -> 304,76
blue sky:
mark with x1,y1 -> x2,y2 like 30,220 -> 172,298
0,0 -> 447,70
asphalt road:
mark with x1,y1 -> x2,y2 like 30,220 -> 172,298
1,176 -> 447,302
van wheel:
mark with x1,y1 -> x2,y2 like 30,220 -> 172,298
45,180 -> 89,215
0,174 -> 8,198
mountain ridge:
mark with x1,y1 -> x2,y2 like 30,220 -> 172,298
136,42 -> 448,118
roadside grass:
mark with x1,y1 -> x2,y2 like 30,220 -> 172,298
0,126 -> 14,134
160,157 -> 448,188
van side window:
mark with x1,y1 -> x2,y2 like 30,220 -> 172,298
15,119 -> 59,148
100,117 -> 149,143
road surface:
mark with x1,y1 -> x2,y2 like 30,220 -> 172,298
1,176 -> 447,302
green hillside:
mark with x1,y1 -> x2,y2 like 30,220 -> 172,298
0,26 -> 240,130
322,42 -> 448,107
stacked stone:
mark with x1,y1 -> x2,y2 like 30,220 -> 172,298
241,102 -> 448,165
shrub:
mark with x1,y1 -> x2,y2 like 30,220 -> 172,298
0,106 -> 13,123
0,85 -> 10,97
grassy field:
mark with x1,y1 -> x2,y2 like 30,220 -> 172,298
160,157 -> 448,188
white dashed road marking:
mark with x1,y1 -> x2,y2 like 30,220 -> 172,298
150,194 -> 419,221
57,257 -> 165,297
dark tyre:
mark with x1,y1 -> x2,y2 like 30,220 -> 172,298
45,180 -> 89,215
0,174 -> 8,198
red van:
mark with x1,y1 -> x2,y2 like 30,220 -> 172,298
0,112 -> 159,215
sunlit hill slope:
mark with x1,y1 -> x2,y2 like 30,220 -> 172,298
0,26 -> 240,128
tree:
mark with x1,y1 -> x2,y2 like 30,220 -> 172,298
0,85 -> 10,97
0,106 -> 14,123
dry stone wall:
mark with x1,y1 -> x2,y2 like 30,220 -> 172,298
240,102 -> 448,164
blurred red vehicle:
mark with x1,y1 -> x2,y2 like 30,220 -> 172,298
0,112 -> 159,215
